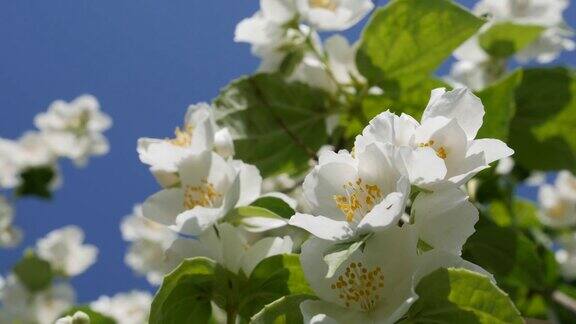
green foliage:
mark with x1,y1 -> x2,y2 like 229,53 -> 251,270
250,294 -> 316,324
476,69 -> 523,140
150,257 -> 216,324
240,254 -> 313,318
214,74 -> 332,177
60,307 -> 116,324
250,196 -> 295,219
357,0 -> 483,86
16,166 -> 55,199
13,251 -> 54,292
510,68 -> 576,172
488,199 -> 541,229
401,268 -> 522,324
479,23 -> 544,58
463,223 -> 558,291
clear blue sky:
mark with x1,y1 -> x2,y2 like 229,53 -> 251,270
0,0 -> 574,303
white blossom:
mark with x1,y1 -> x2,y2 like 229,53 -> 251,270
0,275 -> 75,324
296,0 -> 374,31
55,311 -> 90,324
289,144 -> 410,242
554,233 -> 576,280
138,103 -> 234,187
36,226 -> 98,277
355,87 -> 514,189
121,205 -> 177,285
90,291 -> 152,324
298,225 -> 488,323
165,223 -> 293,276
473,0 -> 575,63
0,139 -> 25,189
0,196 -> 22,248
142,151 -> 265,236
538,184 -> 576,228
34,94 -> 112,166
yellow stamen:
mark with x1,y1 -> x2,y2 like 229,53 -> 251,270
169,125 -> 193,147
330,262 -> 385,311
418,140 -> 448,159
309,0 -> 337,11
334,178 -> 382,222
183,179 -> 221,210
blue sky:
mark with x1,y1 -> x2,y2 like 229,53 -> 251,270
0,0 -> 574,303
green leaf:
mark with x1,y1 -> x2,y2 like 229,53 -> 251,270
357,0 -> 483,86
476,69 -> 523,140
13,251 -> 54,292
510,68 -> 576,172
402,268 -> 522,324
488,199 -> 541,229
250,196 -> 295,219
479,23 -> 544,58
214,74 -> 331,177
150,257 -> 216,324
463,224 -> 551,291
15,166 -> 55,199
224,206 -> 287,230
250,294 -> 316,324
60,306 -> 116,324
322,233 -> 372,277
240,254 -> 314,318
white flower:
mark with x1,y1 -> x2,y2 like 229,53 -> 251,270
355,88 -> 514,189
555,170 -> 576,201
296,0 -> 374,31
495,156 -> 515,175
36,225 -> 98,276
446,35 -> 496,91
90,291 -> 152,324
412,186 -> 479,254
142,151 -> 262,236
0,275 -> 75,324
0,139 -> 24,189
138,103 -> 234,187
55,311 -> 90,324
34,94 -> 111,166
525,171 -> 547,186
121,205 -> 177,285
537,184 -> 576,228
473,0 -> 575,63
166,223 -> 293,276
0,196 -> 23,248
298,225 -> 488,323
289,144 -> 410,242
15,131 -> 57,168
554,233 -> 576,280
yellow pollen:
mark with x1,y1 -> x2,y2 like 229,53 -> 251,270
331,262 -> 385,311
418,140 -> 448,159
334,178 -> 382,222
183,179 -> 221,210
309,0 -> 338,11
169,125 -> 193,147
548,203 -> 568,220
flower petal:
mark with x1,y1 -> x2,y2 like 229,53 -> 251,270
289,213 -> 354,241
241,236 -> 293,275
468,138 -> 514,165
142,188 -> 185,226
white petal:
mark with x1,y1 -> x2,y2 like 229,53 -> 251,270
214,128 -> 235,158
142,188 -> 185,226
412,186 -> 479,254
289,213 -> 354,241
241,236 -> 293,275
422,88 -> 485,140
241,217 -> 289,233
172,206 -> 226,236
216,223 -> 248,274
396,146 -> 447,188
468,138 -> 514,165
236,162 -> 262,206
261,0 -> 297,23
300,300 -> 364,324
414,249 -> 495,284
357,192 -> 406,234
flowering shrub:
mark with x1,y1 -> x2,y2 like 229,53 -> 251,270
1,0 -> 576,323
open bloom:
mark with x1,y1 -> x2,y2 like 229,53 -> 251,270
165,223 -> 293,276
555,170 -> 576,201
36,226 -> 98,276
298,225 -> 488,323
55,311 -> 90,324
90,291 -> 152,324
34,94 -> 111,166
0,275 -> 75,324
143,151 -> 262,236
296,0 -> 374,31
138,103 -> 234,187
355,88 -> 514,189
289,144 -> 410,242
554,233 -> 576,281
473,0 -> 575,63
121,205 -> 177,285
538,175 -> 576,228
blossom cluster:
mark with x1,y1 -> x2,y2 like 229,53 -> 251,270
0,95 -> 112,248
447,0 -> 575,91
